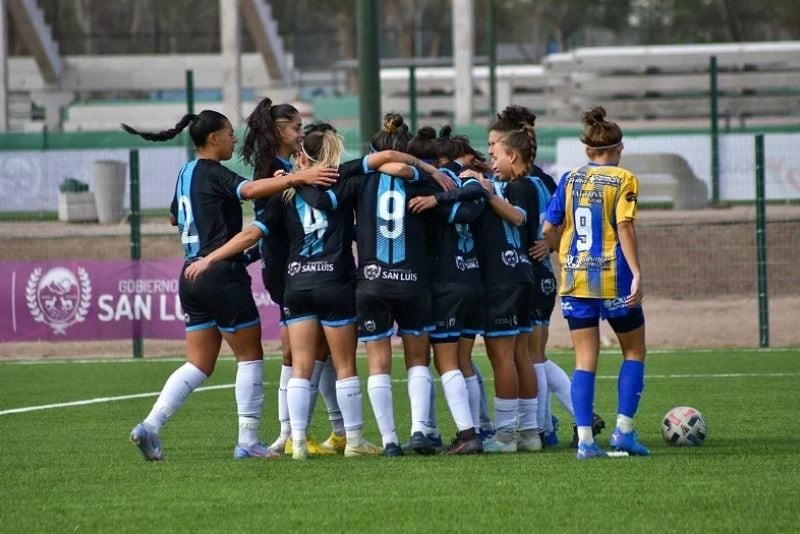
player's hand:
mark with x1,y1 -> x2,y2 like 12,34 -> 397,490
431,170 -> 456,191
529,240 -> 550,261
476,176 -> 495,195
459,169 -> 482,181
472,160 -> 494,175
184,258 -> 211,282
626,275 -> 643,307
291,167 -> 339,188
272,169 -> 287,178
408,195 -> 438,214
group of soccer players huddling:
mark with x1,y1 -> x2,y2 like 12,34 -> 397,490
126,97 -> 650,462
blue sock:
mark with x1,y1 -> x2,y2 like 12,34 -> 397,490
571,370 -> 595,427
617,360 -> 645,418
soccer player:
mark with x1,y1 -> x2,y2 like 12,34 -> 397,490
467,126 -> 542,453
542,106 -> 648,460
123,111 -> 337,461
407,128 -> 487,455
239,98 -> 342,455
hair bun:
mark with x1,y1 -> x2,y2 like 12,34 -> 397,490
416,126 -> 436,140
438,125 -> 452,139
383,112 -> 404,133
581,106 -> 607,127
499,105 -> 536,129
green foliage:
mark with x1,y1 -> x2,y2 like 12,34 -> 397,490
1,349 -> 799,531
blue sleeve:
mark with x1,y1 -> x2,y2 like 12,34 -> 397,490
544,172 -> 569,225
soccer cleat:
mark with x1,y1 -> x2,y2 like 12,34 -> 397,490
442,429 -> 483,455
233,442 -> 280,459
478,425 -> 496,443
482,435 -> 518,453
320,432 -> 346,454
541,431 -> 559,448
344,439 -> 383,458
576,441 -> 608,460
291,439 -> 309,460
428,434 -> 444,452
552,415 -> 560,432
130,423 -> 164,462
609,428 -> 650,456
284,437 -> 338,456
409,431 -> 437,455
383,443 -> 404,457
517,431 -> 543,452
571,413 -> 607,448
268,433 -> 289,454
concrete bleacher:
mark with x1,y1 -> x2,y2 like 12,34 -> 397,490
619,153 -> 708,210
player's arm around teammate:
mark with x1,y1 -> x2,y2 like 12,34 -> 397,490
122,111 -> 333,461
542,106 -> 648,460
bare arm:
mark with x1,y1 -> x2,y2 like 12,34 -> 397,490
478,177 -> 524,226
542,221 -> 561,252
169,214 -> 177,226
184,225 -> 264,281
376,162 -> 418,180
617,220 -> 643,306
240,167 -> 339,200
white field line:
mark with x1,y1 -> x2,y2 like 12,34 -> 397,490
1,372 -> 799,417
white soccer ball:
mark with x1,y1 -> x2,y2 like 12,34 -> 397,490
661,406 -> 707,446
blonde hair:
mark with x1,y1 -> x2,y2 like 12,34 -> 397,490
283,123 -> 343,203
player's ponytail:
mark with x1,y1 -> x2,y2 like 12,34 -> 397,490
371,112 -> 412,152
122,110 -> 227,147
240,97 -> 300,174
580,106 -> 623,150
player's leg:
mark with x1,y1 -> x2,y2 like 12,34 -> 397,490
515,285 -> 541,452
564,297 -> 606,459
608,305 -> 649,455
269,323 -> 293,452
282,316 -> 321,460
529,323 -> 552,445
358,287 -> 401,456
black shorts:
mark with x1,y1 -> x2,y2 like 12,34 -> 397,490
180,260 -> 260,333
430,282 -> 484,344
261,266 -> 287,325
483,282 -> 532,338
283,283 -> 356,328
356,286 -> 434,342
531,266 -> 557,326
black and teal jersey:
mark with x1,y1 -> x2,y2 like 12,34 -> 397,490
169,159 -> 248,261
532,164 -> 557,195
472,179 -> 535,286
527,174 -> 554,273
429,171 -> 487,285
252,156 -> 293,275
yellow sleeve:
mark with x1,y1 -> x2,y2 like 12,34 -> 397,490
616,172 -> 639,222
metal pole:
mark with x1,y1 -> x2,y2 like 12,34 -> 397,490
357,0 -> 381,153
129,149 -> 143,359
754,135 -> 769,348
409,65 -> 417,133
185,69 -> 195,160
710,56 -> 720,205
487,0 -> 497,119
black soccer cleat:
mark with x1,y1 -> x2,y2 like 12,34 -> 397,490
409,431 -> 437,456
383,442 -> 404,457
442,429 -> 483,456
571,413 -> 607,448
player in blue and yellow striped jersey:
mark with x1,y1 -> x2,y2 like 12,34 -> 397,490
543,106 -> 648,460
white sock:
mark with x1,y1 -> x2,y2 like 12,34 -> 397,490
533,363 -> 550,432
544,359 -> 574,417
235,360 -> 264,447
577,426 -> 593,445
307,360 -> 324,426
464,375 -> 481,430
545,392 -> 554,434
407,365 -> 433,435
473,361 -> 493,429
320,358 -> 344,435
367,374 -> 397,447
616,414 -> 634,433
278,365 -> 292,435
144,362 -> 207,433
518,397 -> 539,432
336,376 -> 364,444
427,377 -> 440,437
494,397 -> 518,435
441,370 -> 473,432
287,377 -> 310,443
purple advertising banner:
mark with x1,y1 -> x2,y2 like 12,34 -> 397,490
0,260 -> 282,342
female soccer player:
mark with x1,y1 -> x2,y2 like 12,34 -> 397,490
542,106 -> 648,460
465,126 -> 542,453
123,110 -> 337,461
240,99 -> 343,455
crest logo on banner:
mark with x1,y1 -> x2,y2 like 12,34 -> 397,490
26,266 -> 92,334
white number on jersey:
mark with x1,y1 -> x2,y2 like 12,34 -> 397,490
378,190 -> 405,239
575,206 -> 593,252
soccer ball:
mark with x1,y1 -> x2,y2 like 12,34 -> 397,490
661,406 -> 707,446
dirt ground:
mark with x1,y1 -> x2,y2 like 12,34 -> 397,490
1,206 -> 798,359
